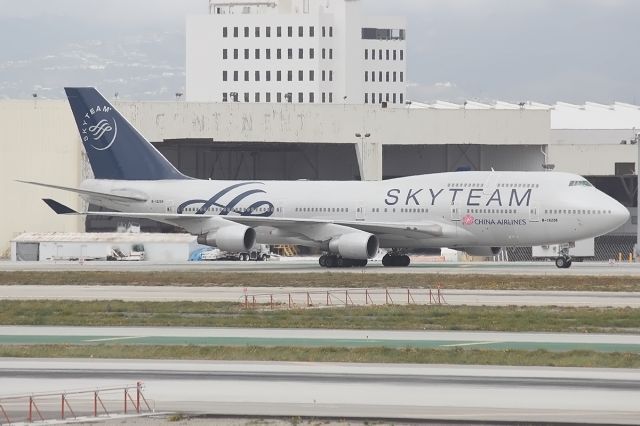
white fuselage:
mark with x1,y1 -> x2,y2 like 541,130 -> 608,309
80,171 -> 629,250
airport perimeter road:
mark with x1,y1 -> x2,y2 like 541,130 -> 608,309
2,285 -> 640,307
1,327 -> 639,352
1,359 -> 639,424
2,259 -> 640,276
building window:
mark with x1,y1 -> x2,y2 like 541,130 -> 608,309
322,26 -> 326,37
286,92 -> 292,103
329,70 -> 333,81
400,93 -> 404,104
309,26 -> 315,37
400,72 -> 404,82
400,50 -> 404,60
244,49 -> 249,59
371,71 -> 375,82
378,93 -> 382,103
386,71 -> 389,82
233,27 -> 238,37
364,93 -> 368,103
298,92 -> 303,103
378,71 -> 382,81
386,49 -> 389,60
309,48 -> 314,59
309,92 -> 314,103
266,49 -> 271,59
393,93 -> 397,104
255,70 -> 260,81
288,70 -> 292,81
244,27 -> 249,37
329,49 -> 333,59
371,49 -> 375,60
299,48 -> 304,59
371,92 -> 375,104
266,27 -> 271,37
266,92 -> 271,102
298,26 -> 303,37
277,48 -> 282,59
233,49 -> 238,59
298,70 -> 303,81
393,71 -> 396,82
329,26 -> 333,37
277,92 -> 282,102
393,50 -> 397,60
244,92 -> 249,102
255,49 -> 260,59
364,50 -> 368,60
322,48 -> 326,59
255,92 -> 260,102
386,93 -> 390,102
223,27 -> 228,38
615,162 -> 635,175
223,71 -> 228,81
322,70 -> 326,81
277,26 -> 282,37
222,92 -> 228,102
223,49 -> 228,59
364,71 -> 368,82
329,92 -> 333,103
244,71 -> 249,81
266,70 -> 271,81
309,70 -> 314,81
233,71 -> 238,81
255,27 -> 260,37
378,49 -> 382,60
288,26 -> 293,37
288,48 -> 293,59
277,70 -> 282,81
322,92 -> 326,103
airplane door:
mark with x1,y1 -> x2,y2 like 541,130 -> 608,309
450,205 -> 462,222
356,202 -> 365,221
529,206 -> 540,222
165,200 -> 175,214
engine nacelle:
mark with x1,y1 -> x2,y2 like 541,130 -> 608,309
459,246 -> 502,257
197,225 -> 256,252
328,232 -> 379,260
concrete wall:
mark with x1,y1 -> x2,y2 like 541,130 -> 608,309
0,100 -> 83,258
549,144 -> 637,175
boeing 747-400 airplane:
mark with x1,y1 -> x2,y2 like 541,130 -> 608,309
22,88 -> 630,268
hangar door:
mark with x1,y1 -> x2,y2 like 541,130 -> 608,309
15,242 -> 39,261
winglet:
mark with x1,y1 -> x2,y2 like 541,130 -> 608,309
42,199 -> 78,215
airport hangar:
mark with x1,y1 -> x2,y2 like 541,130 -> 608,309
0,98 -> 637,258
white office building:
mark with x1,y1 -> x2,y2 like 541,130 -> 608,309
186,0 -> 407,105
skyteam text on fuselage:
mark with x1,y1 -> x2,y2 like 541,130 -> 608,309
23,88 -> 630,269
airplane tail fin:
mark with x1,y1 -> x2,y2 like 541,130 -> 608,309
64,87 -> 188,181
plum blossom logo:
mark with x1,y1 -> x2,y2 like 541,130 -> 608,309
462,214 -> 475,225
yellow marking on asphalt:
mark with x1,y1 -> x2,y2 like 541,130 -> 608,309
440,341 -> 501,347
83,336 -> 148,343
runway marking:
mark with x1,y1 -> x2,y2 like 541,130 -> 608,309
440,341 -> 502,347
83,336 -> 148,343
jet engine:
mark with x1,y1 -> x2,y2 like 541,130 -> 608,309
197,225 -> 256,252
328,232 -> 379,260
459,247 -> 502,257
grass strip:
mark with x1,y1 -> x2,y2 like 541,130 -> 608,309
1,300 -> 639,333
1,271 -> 639,291
1,344 -> 639,368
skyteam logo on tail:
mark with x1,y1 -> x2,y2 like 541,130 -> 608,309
81,105 -> 118,151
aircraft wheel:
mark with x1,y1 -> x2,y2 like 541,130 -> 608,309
325,255 -> 337,268
565,260 -> 573,268
319,255 -> 327,267
555,257 -> 567,269
382,254 -> 392,267
401,255 -> 411,267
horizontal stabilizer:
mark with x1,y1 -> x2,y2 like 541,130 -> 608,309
43,199 -> 78,215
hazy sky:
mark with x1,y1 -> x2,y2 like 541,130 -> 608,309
0,0 -> 638,104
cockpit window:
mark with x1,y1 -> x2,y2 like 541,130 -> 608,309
569,180 -> 593,187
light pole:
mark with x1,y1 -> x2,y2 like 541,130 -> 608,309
355,132 -> 370,180
636,131 -> 640,260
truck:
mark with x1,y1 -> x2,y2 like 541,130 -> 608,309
197,244 -> 271,262
107,244 -> 146,261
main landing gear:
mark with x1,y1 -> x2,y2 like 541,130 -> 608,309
382,252 -> 411,267
319,254 -> 368,268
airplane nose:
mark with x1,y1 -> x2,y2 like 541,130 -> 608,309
611,200 -> 630,228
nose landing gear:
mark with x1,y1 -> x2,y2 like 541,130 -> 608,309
555,247 -> 572,269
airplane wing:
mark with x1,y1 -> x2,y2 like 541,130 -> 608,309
42,199 -> 443,240
19,180 -> 148,203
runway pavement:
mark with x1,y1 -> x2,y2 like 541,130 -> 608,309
1,359 -> 639,424
2,284 -> 640,307
1,326 -> 639,352
2,259 -> 640,276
